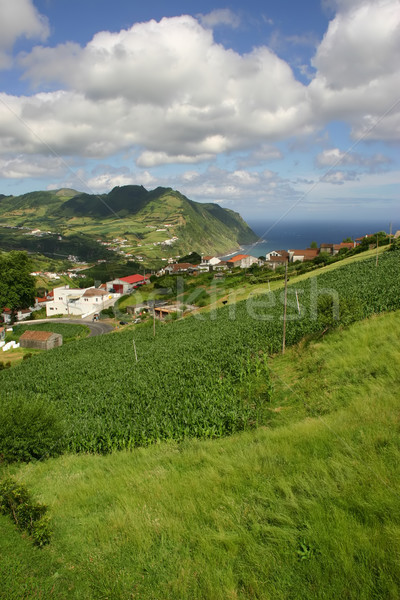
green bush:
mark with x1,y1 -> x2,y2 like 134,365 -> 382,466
0,397 -> 65,463
0,478 -> 51,547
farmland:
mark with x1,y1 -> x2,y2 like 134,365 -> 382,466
1,251 -> 399,454
1,308 -> 400,599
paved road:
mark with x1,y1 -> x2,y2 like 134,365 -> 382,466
20,318 -> 113,337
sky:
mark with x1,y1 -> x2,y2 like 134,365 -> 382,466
0,0 -> 399,225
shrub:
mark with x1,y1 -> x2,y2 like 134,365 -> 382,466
0,397 -> 65,463
0,478 -> 51,547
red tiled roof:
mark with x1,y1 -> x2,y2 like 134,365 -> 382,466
227,254 -> 250,263
20,330 -> 55,341
290,249 -> 320,258
268,255 -> 288,262
36,297 -> 49,303
120,274 -> 150,284
334,242 -> 353,250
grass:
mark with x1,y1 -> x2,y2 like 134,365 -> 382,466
1,310 -> 400,599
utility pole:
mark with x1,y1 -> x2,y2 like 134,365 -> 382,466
282,259 -> 288,354
389,222 -> 393,248
153,305 -> 156,337
376,233 -> 379,267
132,336 -> 138,362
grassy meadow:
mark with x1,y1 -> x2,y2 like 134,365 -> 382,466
1,310 -> 400,599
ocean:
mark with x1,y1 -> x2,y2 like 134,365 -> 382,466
224,219 -> 397,259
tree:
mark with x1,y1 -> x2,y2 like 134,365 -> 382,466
310,241 -> 318,249
0,252 -> 36,322
342,237 -> 353,243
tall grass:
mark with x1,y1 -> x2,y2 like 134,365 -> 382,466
1,311 -> 400,599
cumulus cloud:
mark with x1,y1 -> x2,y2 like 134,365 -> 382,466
197,9 -> 240,29
0,154 -> 65,179
309,0 -> 400,140
320,170 -> 359,185
5,15 -> 311,161
0,0 -> 49,68
0,1 -> 399,183
136,151 -> 214,168
316,148 -> 391,170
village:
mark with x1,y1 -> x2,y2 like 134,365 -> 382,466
1,231 -> 391,340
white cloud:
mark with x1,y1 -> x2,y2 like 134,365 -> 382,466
0,154 -> 65,178
320,170 -> 359,185
4,16 -> 310,162
197,9 -> 240,29
137,151 -> 214,168
316,148 -> 391,170
310,0 -> 400,140
0,0 -> 49,68
0,1 -> 399,188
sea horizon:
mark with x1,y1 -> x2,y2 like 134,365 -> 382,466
223,219 -> 398,259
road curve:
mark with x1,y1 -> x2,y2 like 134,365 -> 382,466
20,318 -> 114,337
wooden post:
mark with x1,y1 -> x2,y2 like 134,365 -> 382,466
153,307 -> 156,337
376,234 -> 379,267
282,260 -> 288,354
133,336 -> 138,362
295,289 -> 301,315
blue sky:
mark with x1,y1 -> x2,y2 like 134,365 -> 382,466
0,0 -> 399,224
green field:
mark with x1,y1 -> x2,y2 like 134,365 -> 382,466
1,309 -> 400,599
1,251 -> 399,453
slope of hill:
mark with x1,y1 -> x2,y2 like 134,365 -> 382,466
1,309 -> 399,599
0,186 -> 258,257
1,251 -> 399,454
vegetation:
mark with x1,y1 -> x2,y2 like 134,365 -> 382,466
0,396 -> 65,463
0,251 -> 399,454
0,478 -> 51,547
1,310 -> 400,598
0,185 -> 258,260
0,251 -> 36,321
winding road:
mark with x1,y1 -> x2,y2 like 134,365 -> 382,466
21,318 -> 114,337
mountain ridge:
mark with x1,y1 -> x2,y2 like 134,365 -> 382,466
0,185 -> 259,258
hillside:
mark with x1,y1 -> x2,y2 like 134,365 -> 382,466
1,250 -> 399,453
1,309 -> 400,599
0,186 -> 258,258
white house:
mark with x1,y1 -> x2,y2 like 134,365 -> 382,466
46,286 -> 114,317
226,254 -> 258,269
198,256 -> 221,272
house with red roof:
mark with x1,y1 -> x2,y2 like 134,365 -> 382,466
106,274 -> 150,294
288,248 -> 320,263
226,254 -> 258,269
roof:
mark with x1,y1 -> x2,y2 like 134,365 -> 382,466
36,297 -> 49,303
20,330 -> 58,341
320,243 -> 334,248
268,255 -> 288,262
169,263 -> 197,271
120,274 -> 150,284
227,254 -> 250,263
333,242 -> 353,250
82,288 -> 108,297
289,249 -> 320,258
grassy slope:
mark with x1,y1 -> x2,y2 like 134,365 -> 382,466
1,310 -> 400,599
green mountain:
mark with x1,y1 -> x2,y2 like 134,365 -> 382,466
0,186 -> 258,258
